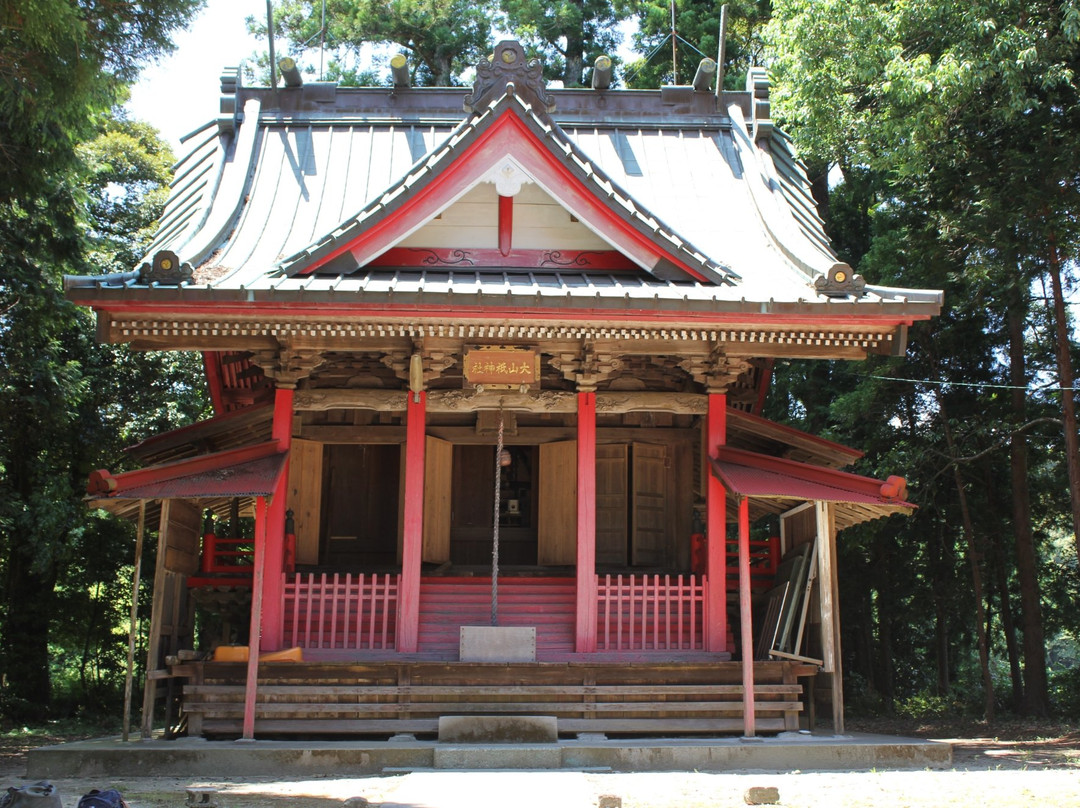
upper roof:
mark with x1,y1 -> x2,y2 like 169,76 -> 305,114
65,42 -> 941,329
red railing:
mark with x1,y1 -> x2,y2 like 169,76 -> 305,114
282,572 -> 399,651
726,535 -> 780,594
596,573 -> 704,651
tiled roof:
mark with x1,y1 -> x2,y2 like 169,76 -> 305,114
65,52 -> 942,319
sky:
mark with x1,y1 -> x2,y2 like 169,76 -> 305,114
126,1 -> 268,152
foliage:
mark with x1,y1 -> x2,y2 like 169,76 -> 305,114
763,0 -> 1080,717
498,0 -> 628,87
264,0 -> 496,86
620,0 -> 770,89
0,0 -> 205,721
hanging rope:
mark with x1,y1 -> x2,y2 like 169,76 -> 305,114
491,408 -> 504,626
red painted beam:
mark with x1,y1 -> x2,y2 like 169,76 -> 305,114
498,194 -> 513,257
87,440 -> 282,496
705,393 -> 728,653
370,246 -> 639,270
575,391 -> 597,653
202,351 -> 226,415
398,390 -> 426,652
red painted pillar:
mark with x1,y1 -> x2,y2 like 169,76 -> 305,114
575,391 -> 597,653
739,496 -> 756,737
498,194 -> 513,257
242,495 -> 269,740
398,390 -> 426,652
705,392 -> 728,652
260,386 -> 293,652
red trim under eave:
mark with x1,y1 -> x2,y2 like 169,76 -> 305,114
87,440 -> 283,497
82,299 -> 930,329
295,105 -> 714,283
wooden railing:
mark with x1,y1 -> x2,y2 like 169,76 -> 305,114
596,573 -> 704,651
282,572 -> 399,651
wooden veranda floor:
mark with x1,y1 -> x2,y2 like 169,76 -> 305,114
175,659 -> 817,738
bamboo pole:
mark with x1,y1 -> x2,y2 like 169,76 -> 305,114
122,500 -> 147,742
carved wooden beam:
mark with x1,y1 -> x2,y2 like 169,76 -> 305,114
678,348 -> 752,393
250,345 -> 327,388
550,343 -> 624,392
293,387 -> 706,415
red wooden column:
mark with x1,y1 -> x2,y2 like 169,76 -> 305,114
242,495 -> 269,740
574,391 -> 597,653
738,495 -> 756,737
261,386 -> 293,651
397,390 -> 427,653
705,392 -> 728,652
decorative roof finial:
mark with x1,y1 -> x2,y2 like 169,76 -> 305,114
463,40 -> 555,115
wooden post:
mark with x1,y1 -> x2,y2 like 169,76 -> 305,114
122,500 -> 147,742
261,386 -> 294,651
398,390 -> 426,652
141,501 -> 172,739
705,392 -> 728,652
575,391 -> 598,653
738,495 -> 755,737
816,500 -> 844,732
242,495 -> 269,740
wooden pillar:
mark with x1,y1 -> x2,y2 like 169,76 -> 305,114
705,392 -> 728,652
398,390 -> 426,653
816,501 -> 844,732
738,495 -> 755,737
260,386 -> 293,651
122,501 -> 147,742
242,495 -> 269,740
575,391 -> 597,653
141,502 -> 170,739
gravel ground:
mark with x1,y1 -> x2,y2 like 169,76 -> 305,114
3,727 -> 1078,808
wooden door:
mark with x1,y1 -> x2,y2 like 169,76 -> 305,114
631,442 -> 668,566
538,440 -> 577,565
595,443 -> 628,566
423,435 -> 452,563
287,439 -> 323,565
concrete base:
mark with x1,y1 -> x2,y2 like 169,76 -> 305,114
26,732 -> 952,777
459,626 -> 536,662
439,716 -> 558,744
434,745 -> 563,769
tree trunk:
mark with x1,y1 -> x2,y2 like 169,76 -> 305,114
1,547 -> 56,719
1044,231 -> 1080,568
1007,279 -> 1050,715
937,396 -> 995,721
991,528 -> 1024,708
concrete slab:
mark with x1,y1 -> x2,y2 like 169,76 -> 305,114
434,745 -> 562,769
27,732 -> 952,778
459,626 -> 536,662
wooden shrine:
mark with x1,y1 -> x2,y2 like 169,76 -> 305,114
66,42 -> 941,739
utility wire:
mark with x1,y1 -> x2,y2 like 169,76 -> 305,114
867,374 -> 1080,392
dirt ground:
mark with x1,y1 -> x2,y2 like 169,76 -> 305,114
2,719 -> 1078,808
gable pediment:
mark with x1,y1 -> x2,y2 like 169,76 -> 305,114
280,94 -> 735,285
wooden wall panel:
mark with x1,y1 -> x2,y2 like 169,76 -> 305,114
162,499 -> 201,575
287,438 -> 323,565
595,444 -> 628,566
422,436 -> 452,563
538,440 -> 577,565
631,442 -> 667,566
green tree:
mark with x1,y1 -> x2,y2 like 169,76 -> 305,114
267,0 -> 496,86
765,0 -> 1080,716
499,0 -> 628,87
0,0 -> 205,719
620,0 -> 771,89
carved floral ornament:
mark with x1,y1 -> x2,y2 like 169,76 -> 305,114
463,40 -> 556,115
